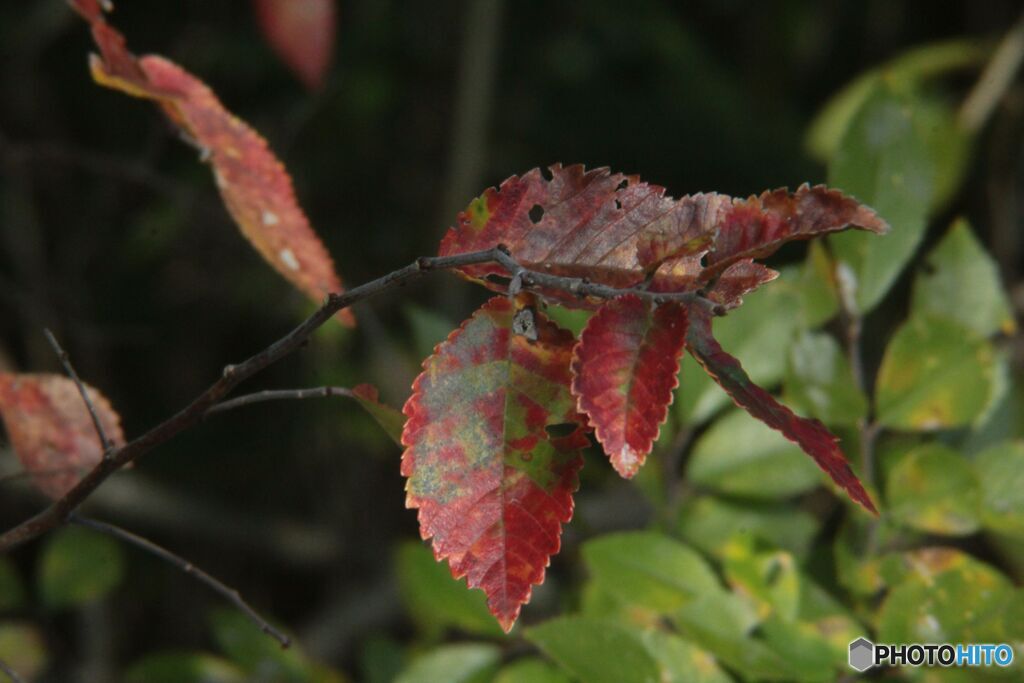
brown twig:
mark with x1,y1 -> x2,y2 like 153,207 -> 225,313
72,515 -> 290,648
0,660 -> 23,683
0,248 -> 713,552
43,328 -> 114,455
205,386 -> 356,417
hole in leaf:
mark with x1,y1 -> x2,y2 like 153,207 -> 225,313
545,423 -> 578,438
616,179 -> 628,190
529,204 -> 545,224
614,199 -> 622,210
541,167 -> 554,181
485,274 -> 512,288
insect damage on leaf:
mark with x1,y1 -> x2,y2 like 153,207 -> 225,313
571,296 -> 688,477
71,2 -> 353,326
401,297 -> 588,631
253,0 -> 337,90
0,373 -> 125,500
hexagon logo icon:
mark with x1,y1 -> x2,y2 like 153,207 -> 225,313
849,637 -> 875,672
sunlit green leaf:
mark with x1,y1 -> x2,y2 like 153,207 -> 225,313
911,219 -> 1016,337
722,544 -> 800,622
975,441 -> 1024,537
395,541 -> 504,637
581,532 -> 722,614
887,444 -> 980,535
639,629 -> 731,683
676,496 -> 820,560
494,658 -> 571,683
784,331 -> 867,426
688,409 -> 821,499
38,526 -> 124,609
876,315 -> 996,430
395,644 -> 500,683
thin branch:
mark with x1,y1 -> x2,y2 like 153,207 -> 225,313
43,328 -> 114,454
72,515 -> 291,648
0,247 -> 714,551
206,386 -> 356,417
959,11 -> 1024,133
0,660 -> 23,683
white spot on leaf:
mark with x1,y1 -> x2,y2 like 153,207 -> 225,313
279,248 -> 300,271
262,210 -> 280,226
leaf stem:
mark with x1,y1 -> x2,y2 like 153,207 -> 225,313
205,386 -> 357,416
43,328 -> 115,455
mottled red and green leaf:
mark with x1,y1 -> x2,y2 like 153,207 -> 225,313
401,297 -> 587,631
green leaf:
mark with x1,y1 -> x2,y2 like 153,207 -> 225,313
526,617 -> 662,683
540,304 -> 593,337
357,636 -> 406,683
581,532 -> 723,614
676,272 -> 801,424
784,331 -> 867,426
209,610 -> 307,682
638,630 -> 731,683
405,305 -> 456,360
124,653 -> 247,683
494,658 -> 571,683
797,241 -> 840,328
806,38 -> 988,161
0,621 -> 47,681
38,526 -> 124,608
975,441 -> 1024,537
878,551 -> 1014,646
828,84 -> 938,314
395,541 -> 504,637
722,545 -> 800,622
887,444 -> 981,535
911,219 -> 1016,337
0,558 -> 25,610
676,496 -> 820,560
687,408 -> 822,499
876,315 -> 996,430
395,644 -> 500,683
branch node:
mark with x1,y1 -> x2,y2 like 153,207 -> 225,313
222,364 -> 237,379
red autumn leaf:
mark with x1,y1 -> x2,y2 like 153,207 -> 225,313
685,309 -> 877,514
571,296 -> 688,477
401,296 -> 587,631
72,6 -> 353,326
0,373 -> 125,500
253,0 -> 337,90
439,165 -> 886,309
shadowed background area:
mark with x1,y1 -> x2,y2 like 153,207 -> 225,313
0,1 -> 1022,681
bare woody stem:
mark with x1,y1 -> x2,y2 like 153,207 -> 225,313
0,659 -> 23,683
72,515 -> 291,648
0,247 -> 713,551
43,328 -> 115,454
205,386 -> 357,416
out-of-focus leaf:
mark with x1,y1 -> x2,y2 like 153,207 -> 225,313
887,444 -> 980,535
581,531 -> 722,614
722,544 -> 800,622
798,241 -> 840,327
395,541 -> 503,637
494,658 -> 571,683
806,38 -> 987,160
440,165 -> 883,309
401,297 -> 587,632
828,84 -> 938,314
638,630 -> 731,683
394,644 -> 500,683
833,514 -> 901,596
876,315 -> 996,430
759,617 -> 840,683
784,331 -> 867,426
0,558 -> 25,611
878,550 -> 1014,646
253,0 -> 336,90
209,610 -> 306,682
0,622 -> 48,681
124,653 -> 246,683
571,296 -> 688,477
38,526 -> 124,608
526,617 -> 662,683
0,373 -> 125,499
74,6 -> 353,325
676,269 -> 802,425
357,636 -> 405,683
676,496 -> 820,560
405,305 -> 456,360
687,409 -> 831,501
911,219 -> 1016,337
349,384 -> 404,445
975,441 -> 1024,537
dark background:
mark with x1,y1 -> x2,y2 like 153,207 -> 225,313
0,0 -> 1021,678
